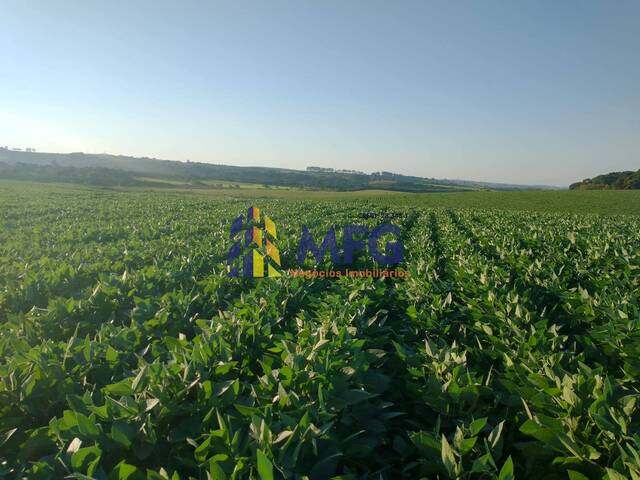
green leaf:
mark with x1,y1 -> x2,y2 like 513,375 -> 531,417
488,420 -> 505,448
409,430 -> 440,456
567,471 -> 589,480
104,380 -> 133,396
605,468 -> 629,480
338,389 -> 376,407
110,420 -> 135,448
497,456 -> 514,480
257,449 -> 274,480
194,436 -> 211,463
471,453 -> 494,474
519,419 -> 556,443
469,417 -> 488,436
234,404 -> 261,416
76,412 -> 100,438
106,346 -> 119,362
71,445 -> 101,473
209,460 -> 228,480
213,380 -> 236,397
310,452 -> 343,478
131,365 -> 148,393
112,461 -> 138,480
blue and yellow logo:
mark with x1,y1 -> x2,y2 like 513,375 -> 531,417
228,206 -> 281,277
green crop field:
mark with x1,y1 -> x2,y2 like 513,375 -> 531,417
124,185 -> 640,216
0,180 -> 639,479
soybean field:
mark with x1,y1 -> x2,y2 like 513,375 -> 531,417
0,182 -> 639,480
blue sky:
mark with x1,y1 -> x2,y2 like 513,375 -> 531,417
1,1 -> 638,186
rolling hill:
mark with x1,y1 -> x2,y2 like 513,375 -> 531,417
0,149 -> 558,192
570,169 -> 640,190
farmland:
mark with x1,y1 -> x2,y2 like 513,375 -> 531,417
0,180 -> 639,479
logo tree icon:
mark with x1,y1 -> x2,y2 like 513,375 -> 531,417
228,206 -> 281,277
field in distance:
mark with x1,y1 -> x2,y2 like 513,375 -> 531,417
96,179 -> 640,215
0,178 -> 639,478
2,179 -> 640,214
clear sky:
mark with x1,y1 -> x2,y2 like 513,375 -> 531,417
1,1 -> 638,186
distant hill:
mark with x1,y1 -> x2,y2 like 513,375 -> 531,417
570,170 -> 640,190
0,149 -> 557,192
0,161 -> 172,188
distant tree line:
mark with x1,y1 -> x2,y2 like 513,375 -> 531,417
570,169 -> 640,190
0,162 -> 159,187
0,154 -> 459,192
0,150 -> 548,192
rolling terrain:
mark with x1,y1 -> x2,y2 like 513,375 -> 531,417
0,149 -> 559,193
